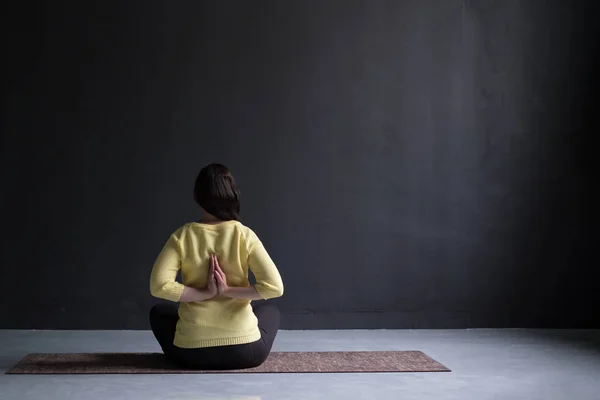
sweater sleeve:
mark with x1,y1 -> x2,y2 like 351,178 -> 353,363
149,229 -> 185,302
245,230 -> 284,300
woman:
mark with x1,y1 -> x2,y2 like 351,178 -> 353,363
149,163 -> 284,370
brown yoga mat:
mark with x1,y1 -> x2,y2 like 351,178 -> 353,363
7,351 -> 450,374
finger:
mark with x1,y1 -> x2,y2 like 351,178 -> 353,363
215,260 -> 224,274
215,268 -> 225,282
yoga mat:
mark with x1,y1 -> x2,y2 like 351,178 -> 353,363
7,351 -> 450,374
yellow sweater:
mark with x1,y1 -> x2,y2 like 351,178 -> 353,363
149,221 -> 284,349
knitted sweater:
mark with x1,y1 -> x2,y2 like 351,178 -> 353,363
150,221 -> 284,348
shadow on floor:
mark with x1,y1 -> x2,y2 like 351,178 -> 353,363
522,329 -> 600,352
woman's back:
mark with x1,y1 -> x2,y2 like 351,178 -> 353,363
150,220 -> 283,349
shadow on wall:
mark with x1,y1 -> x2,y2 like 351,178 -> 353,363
464,0 -> 596,328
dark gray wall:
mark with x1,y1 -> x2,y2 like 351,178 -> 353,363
1,0 -> 597,329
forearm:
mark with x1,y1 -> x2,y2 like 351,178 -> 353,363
223,286 -> 264,300
179,286 -> 215,303
151,283 -> 213,303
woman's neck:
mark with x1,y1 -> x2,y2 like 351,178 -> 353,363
199,214 -> 221,224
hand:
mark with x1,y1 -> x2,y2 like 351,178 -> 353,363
211,254 -> 229,294
206,255 -> 218,298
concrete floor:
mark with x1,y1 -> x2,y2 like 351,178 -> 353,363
1,329 -> 599,400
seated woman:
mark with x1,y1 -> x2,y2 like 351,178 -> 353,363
149,163 -> 284,370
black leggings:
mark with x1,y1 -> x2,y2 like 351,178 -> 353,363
149,302 -> 280,370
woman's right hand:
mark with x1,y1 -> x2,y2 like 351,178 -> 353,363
206,255 -> 218,297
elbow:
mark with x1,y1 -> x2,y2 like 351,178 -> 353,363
150,282 -> 165,299
273,284 -> 284,298
150,285 -> 160,299
267,284 -> 284,300
256,283 -> 284,300
150,280 -> 183,302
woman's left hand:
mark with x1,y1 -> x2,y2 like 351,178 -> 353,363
211,254 -> 230,294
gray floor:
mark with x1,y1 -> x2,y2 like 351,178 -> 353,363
1,329 -> 599,400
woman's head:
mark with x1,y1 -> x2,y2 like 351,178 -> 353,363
193,163 -> 240,221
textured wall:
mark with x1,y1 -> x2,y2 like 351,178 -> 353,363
1,0 -> 597,329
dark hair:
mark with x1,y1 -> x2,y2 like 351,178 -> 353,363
193,163 -> 240,221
